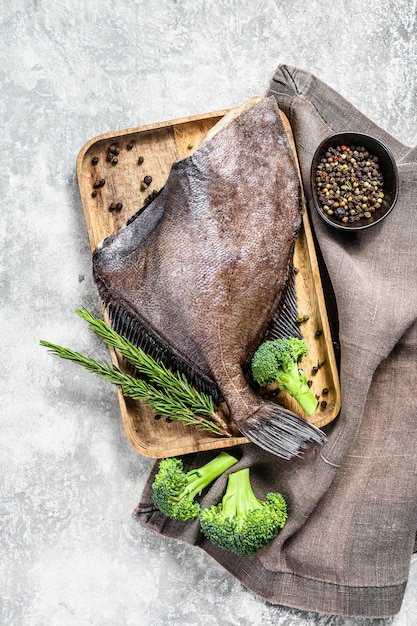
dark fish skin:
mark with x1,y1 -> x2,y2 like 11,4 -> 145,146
93,96 -> 326,458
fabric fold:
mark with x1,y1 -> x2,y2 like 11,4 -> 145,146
134,65 -> 417,618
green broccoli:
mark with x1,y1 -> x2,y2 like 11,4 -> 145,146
250,337 -> 318,416
151,451 -> 238,522
199,467 -> 287,556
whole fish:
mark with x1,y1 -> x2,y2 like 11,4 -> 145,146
93,96 -> 326,458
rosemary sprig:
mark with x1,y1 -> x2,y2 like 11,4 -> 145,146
75,307 -> 215,418
40,309 -> 231,437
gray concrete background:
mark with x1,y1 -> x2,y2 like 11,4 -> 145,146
2,1 -> 417,624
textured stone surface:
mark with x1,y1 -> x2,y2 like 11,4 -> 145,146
2,1 -> 416,624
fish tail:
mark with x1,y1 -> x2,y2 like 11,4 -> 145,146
238,403 -> 326,459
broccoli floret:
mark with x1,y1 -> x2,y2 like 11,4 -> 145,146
151,451 -> 238,522
199,467 -> 287,556
251,337 -> 318,416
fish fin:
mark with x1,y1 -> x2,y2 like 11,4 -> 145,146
265,263 -> 303,341
238,402 -> 326,459
243,263 -> 303,387
105,302 -> 222,404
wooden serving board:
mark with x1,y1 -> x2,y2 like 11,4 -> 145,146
76,109 -> 341,458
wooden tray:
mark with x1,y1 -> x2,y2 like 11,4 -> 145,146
76,109 -> 341,458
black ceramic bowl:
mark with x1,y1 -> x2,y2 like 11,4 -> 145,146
310,132 -> 399,231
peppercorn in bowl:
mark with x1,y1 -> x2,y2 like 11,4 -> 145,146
310,132 -> 398,231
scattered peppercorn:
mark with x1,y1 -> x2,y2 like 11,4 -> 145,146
315,329 -> 323,337
91,190 -> 97,197
143,175 -> 153,185
144,189 -> 159,207
322,388 -> 329,395
91,156 -> 99,165
312,360 -> 326,375
315,144 -> 384,223
105,144 -> 120,165
137,156 -> 144,165
126,141 -> 134,150
320,400 -> 328,409
93,179 -> 106,189
307,380 -> 313,388
109,202 -> 123,212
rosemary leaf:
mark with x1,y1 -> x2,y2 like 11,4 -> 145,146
75,307 -> 217,421
40,337 -> 226,436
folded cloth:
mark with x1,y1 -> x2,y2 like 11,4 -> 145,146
133,65 -> 417,619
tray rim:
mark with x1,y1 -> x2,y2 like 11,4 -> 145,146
76,108 -> 231,182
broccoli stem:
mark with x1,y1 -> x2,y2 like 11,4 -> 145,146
220,468 -> 262,516
182,451 -> 238,500
277,364 -> 318,416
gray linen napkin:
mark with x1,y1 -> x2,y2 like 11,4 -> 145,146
133,65 -> 417,619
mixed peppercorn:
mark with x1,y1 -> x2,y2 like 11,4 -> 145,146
314,144 -> 384,224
